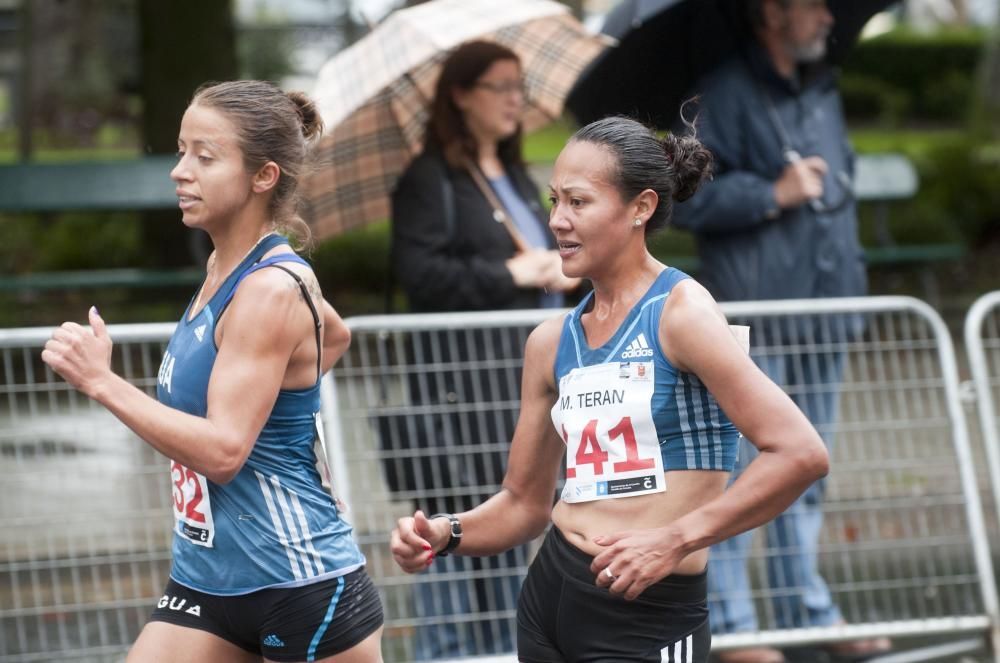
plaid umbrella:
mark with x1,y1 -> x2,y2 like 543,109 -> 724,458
301,0 -> 610,239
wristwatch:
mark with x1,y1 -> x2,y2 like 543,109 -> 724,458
429,512 -> 462,556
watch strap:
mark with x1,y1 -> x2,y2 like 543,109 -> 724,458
430,512 -> 462,556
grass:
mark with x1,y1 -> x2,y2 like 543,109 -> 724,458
524,117 -> 574,162
0,125 -> 142,163
850,127 -> 968,157
0,122 -> 969,165
0,147 -> 142,164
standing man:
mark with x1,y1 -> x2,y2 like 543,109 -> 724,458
672,1 -> 888,661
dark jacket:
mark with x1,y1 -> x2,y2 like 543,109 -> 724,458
390,145 -> 553,313
384,146 -> 552,510
672,46 -> 867,304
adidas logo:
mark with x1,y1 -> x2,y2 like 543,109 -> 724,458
621,333 -> 654,359
263,634 -> 285,648
193,324 -> 206,343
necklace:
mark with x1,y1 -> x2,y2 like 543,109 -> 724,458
190,230 -> 277,317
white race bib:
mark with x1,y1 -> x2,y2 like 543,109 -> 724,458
552,361 -> 665,503
171,460 -> 215,547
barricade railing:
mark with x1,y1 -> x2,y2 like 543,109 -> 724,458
336,297 -> 999,661
709,297 -> 998,660
1,295 -> 998,662
966,291 -> 1000,544
0,322 -> 176,663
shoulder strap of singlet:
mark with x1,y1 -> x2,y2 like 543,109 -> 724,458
219,254 -> 324,382
566,268 -> 691,366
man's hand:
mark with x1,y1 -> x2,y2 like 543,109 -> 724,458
774,156 -> 828,210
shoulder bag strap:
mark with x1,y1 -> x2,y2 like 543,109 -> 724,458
461,156 -> 531,254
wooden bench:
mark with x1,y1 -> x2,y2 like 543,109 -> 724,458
0,156 -> 203,292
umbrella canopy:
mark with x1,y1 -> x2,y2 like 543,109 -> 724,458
302,0 -> 610,240
566,0 -> 899,130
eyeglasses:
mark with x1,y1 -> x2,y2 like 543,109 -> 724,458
474,80 -> 526,96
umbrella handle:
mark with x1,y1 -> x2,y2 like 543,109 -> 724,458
464,157 -> 533,254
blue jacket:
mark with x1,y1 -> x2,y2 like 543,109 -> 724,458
672,46 -> 867,303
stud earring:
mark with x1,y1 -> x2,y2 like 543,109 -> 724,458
633,218 -> 642,227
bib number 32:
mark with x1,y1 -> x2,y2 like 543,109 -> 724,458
170,460 -> 215,547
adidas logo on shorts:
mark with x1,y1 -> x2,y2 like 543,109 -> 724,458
263,634 -> 285,647
621,333 -> 654,359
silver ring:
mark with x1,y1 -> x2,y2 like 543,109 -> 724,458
604,567 -> 616,581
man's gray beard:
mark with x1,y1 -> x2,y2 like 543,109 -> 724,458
794,38 -> 828,63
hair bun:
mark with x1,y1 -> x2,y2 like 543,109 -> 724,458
287,91 -> 323,141
662,133 -> 713,202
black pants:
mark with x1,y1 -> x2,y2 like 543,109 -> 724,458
517,527 -> 710,662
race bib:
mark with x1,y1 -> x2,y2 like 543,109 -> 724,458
552,361 -> 665,503
170,460 -> 215,547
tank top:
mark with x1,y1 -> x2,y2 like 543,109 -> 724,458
156,234 -> 364,595
551,268 -> 738,504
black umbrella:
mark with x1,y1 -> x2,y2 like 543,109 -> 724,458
566,0 -> 898,129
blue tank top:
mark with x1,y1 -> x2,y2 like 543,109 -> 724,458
156,234 -> 365,595
553,268 -> 738,473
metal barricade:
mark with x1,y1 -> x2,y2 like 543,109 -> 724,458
0,323 -> 176,663
966,292 -> 1000,546
334,297 -> 999,662
710,297 -> 998,659
331,310 -> 538,663
2,294 -> 999,662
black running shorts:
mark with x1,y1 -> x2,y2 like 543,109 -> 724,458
517,527 -> 710,662
149,568 -> 383,661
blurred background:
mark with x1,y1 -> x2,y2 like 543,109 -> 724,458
1,3 -> 1000,662
0,0 -> 997,329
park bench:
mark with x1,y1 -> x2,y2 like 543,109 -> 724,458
853,152 -> 966,304
0,156 -> 203,292
1,154 -> 965,301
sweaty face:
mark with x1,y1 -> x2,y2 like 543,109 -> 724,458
547,141 -> 635,280
454,59 -> 525,144
780,0 -> 834,63
170,104 -> 255,231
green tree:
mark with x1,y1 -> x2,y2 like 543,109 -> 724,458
973,18 -> 1000,137
138,0 -> 238,267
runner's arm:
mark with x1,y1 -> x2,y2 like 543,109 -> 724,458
391,316 -> 566,568
43,271 -> 307,484
321,299 -> 351,374
660,280 -> 829,548
589,280 -> 827,599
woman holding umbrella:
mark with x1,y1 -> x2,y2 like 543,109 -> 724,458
42,80 -> 384,663
390,116 -> 829,662
389,40 -> 580,660
391,39 -> 579,312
